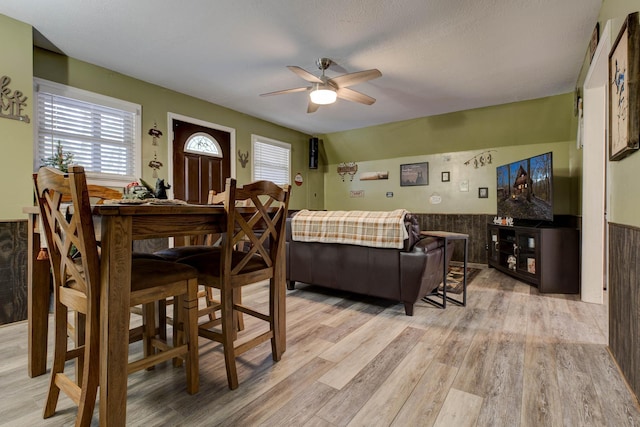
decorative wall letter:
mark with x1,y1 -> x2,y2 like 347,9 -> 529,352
0,76 -> 30,123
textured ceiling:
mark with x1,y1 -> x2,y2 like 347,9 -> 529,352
2,0 -> 601,135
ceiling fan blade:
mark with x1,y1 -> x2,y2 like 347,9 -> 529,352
336,87 -> 376,105
330,69 -> 381,88
287,66 -> 323,83
260,87 -> 310,97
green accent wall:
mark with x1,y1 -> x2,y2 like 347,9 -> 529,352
596,0 -> 640,228
0,15 -> 33,220
324,141 -> 577,214
319,94 -> 575,164
320,93 -> 579,213
33,48 -> 315,210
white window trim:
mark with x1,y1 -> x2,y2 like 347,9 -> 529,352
251,134 -> 291,185
33,78 -> 142,187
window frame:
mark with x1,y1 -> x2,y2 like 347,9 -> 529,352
251,134 -> 291,185
33,78 -> 142,187
184,132 -> 223,157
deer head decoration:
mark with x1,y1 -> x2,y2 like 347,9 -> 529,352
238,150 -> 249,168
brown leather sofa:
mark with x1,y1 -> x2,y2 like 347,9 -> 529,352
285,213 -> 452,315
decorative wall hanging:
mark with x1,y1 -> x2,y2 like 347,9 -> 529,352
350,190 -> 365,198
337,162 -> 358,181
441,171 -> 450,182
400,162 -> 428,186
609,12 -> 640,161
148,122 -> 162,146
0,75 -> 30,123
359,171 -> 388,181
147,122 -> 163,176
148,152 -> 163,178
478,187 -> 489,198
464,150 -> 496,168
238,150 -> 249,168
294,172 -> 303,186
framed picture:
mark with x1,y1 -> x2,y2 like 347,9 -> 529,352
400,162 -> 428,186
609,12 -> 640,161
478,187 -> 488,198
441,171 -> 450,182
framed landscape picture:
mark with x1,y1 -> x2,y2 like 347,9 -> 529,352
400,162 -> 428,186
609,12 -> 640,161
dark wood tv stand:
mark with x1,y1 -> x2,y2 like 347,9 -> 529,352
487,223 -> 580,293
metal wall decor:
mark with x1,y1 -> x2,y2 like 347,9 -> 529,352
148,122 -> 163,146
147,122 -> 164,176
464,150 -> 496,168
238,150 -> 249,168
337,162 -> 358,181
0,76 -> 30,123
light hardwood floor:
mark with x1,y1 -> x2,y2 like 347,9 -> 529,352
1,267 -> 639,426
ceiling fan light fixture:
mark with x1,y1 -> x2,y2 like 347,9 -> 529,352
309,85 -> 337,105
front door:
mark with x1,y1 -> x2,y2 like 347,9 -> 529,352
172,119 -> 231,204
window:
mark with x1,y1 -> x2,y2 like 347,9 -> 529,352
251,135 -> 290,185
184,132 -> 222,157
34,78 -> 141,185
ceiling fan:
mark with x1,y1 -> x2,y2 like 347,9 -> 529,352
260,58 -> 382,113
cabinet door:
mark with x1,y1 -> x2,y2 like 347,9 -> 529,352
515,232 -> 539,277
488,227 -> 499,262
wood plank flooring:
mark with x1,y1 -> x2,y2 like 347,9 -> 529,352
1,267 -> 639,426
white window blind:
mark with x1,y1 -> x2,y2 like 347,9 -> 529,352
252,135 -> 290,185
35,79 -> 141,184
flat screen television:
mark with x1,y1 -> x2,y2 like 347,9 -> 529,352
496,152 -> 553,222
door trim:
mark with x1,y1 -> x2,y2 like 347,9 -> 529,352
167,112 -> 236,199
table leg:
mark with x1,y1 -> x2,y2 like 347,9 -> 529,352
99,215 -> 132,426
463,237 -> 468,306
27,213 -> 50,377
442,238 -> 448,308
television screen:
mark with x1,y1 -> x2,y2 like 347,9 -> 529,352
496,152 -> 553,222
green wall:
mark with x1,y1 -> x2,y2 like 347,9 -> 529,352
596,0 -> 640,227
320,94 -> 575,164
320,93 -> 579,213
0,15 -> 33,220
324,141 -> 576,214
33,48 -> 315,210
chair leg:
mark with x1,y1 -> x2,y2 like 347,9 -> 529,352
173,295 -> 184,368
44,303 -> 99,427
184,277 -> 199,394
143,303 -> 157,370
74,311 -> 86,385
269,277 -> 283,361
234,288 -> 245,332
43,303 -> 67,419
221,282 -> 239,390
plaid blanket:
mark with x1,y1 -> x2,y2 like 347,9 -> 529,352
291,209 -> 409,249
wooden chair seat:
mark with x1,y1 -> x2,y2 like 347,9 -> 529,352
34,166 -> 199,426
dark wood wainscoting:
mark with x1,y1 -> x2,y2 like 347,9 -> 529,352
0,221 -> 28,325
414,213 -> 492,264
609,222 -> 640,400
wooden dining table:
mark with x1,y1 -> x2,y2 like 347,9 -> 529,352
24,202 -> 287,426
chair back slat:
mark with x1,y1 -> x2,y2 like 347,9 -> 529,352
34,166 -> 101,304
221,178 -> 290,277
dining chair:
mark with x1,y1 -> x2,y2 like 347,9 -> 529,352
154,189 -> 224,327
177,177 -> 290,389
34,166 -> 199,426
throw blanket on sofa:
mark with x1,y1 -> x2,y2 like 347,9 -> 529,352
291,209 -> 409,249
